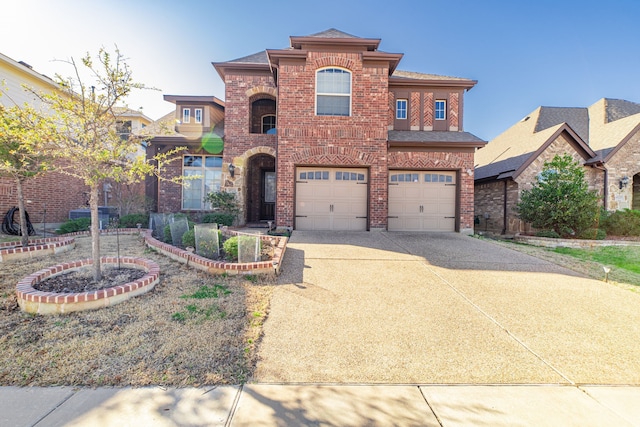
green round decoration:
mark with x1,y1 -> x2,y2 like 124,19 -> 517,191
202,133 -> 224,154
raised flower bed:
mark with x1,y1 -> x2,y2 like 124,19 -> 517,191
0,236 -> 75,263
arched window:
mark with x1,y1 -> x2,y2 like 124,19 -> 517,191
316,68 -> 351,116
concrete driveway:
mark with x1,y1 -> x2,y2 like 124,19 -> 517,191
254,232 -> 640,384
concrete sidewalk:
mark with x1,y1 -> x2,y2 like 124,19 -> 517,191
2,384 -> 640,426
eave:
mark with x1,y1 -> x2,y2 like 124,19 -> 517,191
212,61 -> 271,81
389,76 -> 477,90
290,36 -> 381,51
388,140 -> 487,150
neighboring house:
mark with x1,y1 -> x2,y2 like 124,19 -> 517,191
0,52 -> 88,224
474,98 -> 640,234
0,52 -> 152,225
147,29 -> 486,232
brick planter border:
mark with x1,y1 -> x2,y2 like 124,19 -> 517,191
0,236 -> 75,263
141,229 -> 288,276
16,257 -> 160,315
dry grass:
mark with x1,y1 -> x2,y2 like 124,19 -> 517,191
0,233 -> 274,387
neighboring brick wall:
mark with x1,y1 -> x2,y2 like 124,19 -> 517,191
0,172 -> 88,224
474,180 -> 505,234
275,51 -> 389,229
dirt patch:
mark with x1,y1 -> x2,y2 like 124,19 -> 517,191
0,234 -> 274,387
34,267 -> 146,293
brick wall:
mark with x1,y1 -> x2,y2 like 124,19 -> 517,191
604,128 -> 640,210
275,52 -> 389,229
0,172 -> 88,224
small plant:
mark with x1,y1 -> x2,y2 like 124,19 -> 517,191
601,209 -> 640,236
223,235 -> 262,261
118,213 -> 149,228
576,228 -> 606,240
535,230 -> 561,238
57,217 -> 91,234
182,229 -> 195,247
203,191 -> 240,225
202,212 -> 235,227
245,275 -> 258,283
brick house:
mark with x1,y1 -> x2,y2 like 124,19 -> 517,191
474,98 -> 640,234
147,29 -> 486,232
1,51 -> 153,225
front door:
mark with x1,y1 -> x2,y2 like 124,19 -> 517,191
261,171 -> 275,220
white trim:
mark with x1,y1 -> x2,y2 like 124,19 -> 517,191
396,99 -> 408,120
315,67 -> 352,116
182,108 -> 191,124
435,100 -> 446,120
194,108 -> 203,124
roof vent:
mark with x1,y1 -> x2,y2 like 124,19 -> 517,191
18,61 -> 33,69
520,116 -> 530,122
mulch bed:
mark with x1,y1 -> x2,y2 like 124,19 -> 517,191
33,267 -> 147,293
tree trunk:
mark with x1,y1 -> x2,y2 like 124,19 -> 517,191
89,185 -> 102,281
15,177 -> 29,248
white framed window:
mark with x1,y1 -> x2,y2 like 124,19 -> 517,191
262,114 -> 276,134
182,108 -> 191,124
316,68 -> 351,116
182,155 -> 223,210
435,100 -> 446,120
194,108 -> 203,124
396,99 -> 407,120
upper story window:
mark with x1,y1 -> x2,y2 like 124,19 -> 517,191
435,100 -> 446,120
316,68 -> 351,116
396,99 -> 407,120
194,108 -> 203,124
262,114 -> 276,134
182,108 -> 191,124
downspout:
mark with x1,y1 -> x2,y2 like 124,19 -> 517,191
502,179 -> 508,235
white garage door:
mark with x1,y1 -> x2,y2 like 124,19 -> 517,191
295,167 -> 368,231
388,171 -> 456,231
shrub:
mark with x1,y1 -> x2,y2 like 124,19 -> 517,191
202,212 -> 235,227
118,213 -> 149,228
182,229 -> 195,247
576,228 -> 607,240
57,217 -> 91,234
222,235 -> 262,261
516,154 -> 600,237
601,209 -> 640,236
535,230 -> 561,238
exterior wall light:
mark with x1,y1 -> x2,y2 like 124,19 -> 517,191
620,176 -> 629,189
228,163 -> 235,177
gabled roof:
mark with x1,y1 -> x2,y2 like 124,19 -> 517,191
535,107 -> 589,142
307,28 -> 360,39
290,28 -> 381,51
142,110 -> 224,141
223,51 -> 269,65
587,98 -> 640,161
605,98 -> 640,123
474,106 -> 596,181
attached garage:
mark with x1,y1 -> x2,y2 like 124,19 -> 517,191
388,170 -> 457,231
295,167 -> 368,231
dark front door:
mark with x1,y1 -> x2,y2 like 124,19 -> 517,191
261,171 -> 275,220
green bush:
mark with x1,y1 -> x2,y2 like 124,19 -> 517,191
222,235 -> 262,261
576,228 -> 607,240
118,213 -> 149,228
202,212 -> 235,227
57,217 -> 91,234
601,209 -> 640,236
535,230 -> 561,238
182,229 -> 195,247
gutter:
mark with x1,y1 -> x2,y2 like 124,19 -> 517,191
592,163 -> 608,210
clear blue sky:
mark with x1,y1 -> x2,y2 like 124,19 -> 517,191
2,0 -> 639,141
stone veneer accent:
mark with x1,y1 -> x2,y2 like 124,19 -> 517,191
0,236 -> 75,262
16,256 -> 160,315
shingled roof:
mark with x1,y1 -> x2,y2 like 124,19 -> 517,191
534,107 -> 589,142
307,28 -> 360,38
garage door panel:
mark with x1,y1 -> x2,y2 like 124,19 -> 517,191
388,170 -> 457,232
296,167 -> 368,231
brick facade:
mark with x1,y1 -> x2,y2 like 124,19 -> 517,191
152,30 -> 485,232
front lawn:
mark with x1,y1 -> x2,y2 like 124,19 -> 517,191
0,234 -> 274,387
554,246 -> 640,275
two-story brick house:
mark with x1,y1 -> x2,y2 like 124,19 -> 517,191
147,29 -> 485,232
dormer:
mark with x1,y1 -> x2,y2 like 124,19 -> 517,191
163,95 -> 225,136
